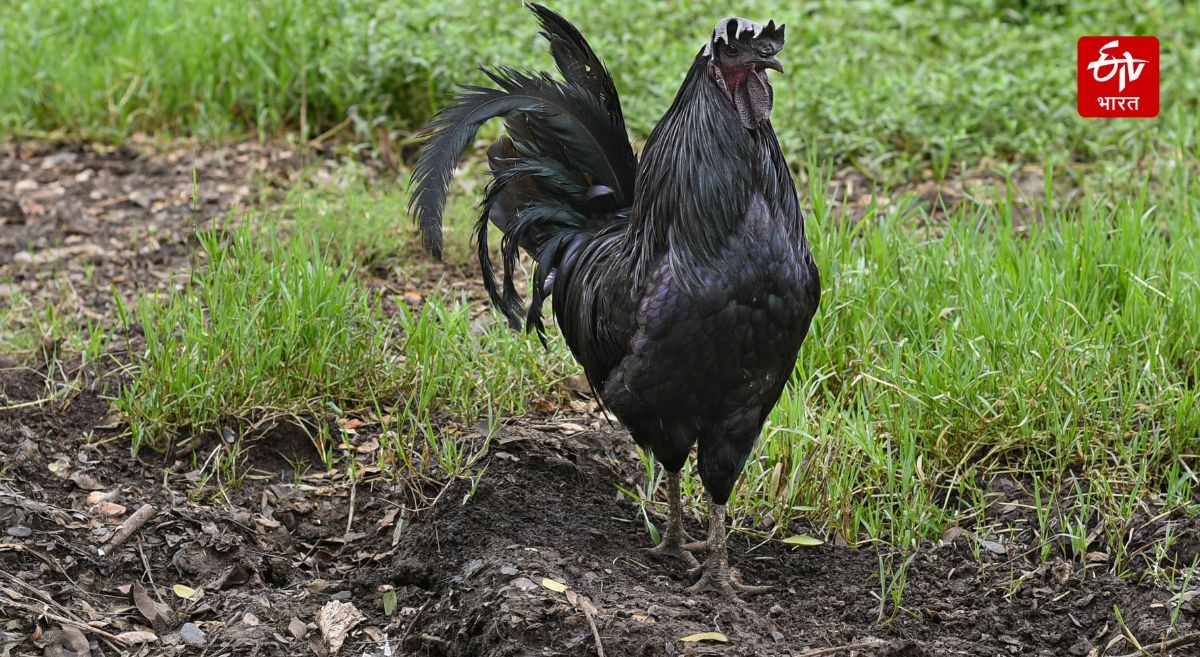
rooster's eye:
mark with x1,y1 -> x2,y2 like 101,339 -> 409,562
724,43 -> 739,56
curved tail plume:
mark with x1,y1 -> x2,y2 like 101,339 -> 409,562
407,3 -> 636,332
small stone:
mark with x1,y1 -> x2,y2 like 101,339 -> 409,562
180,623 -> 206,647
511,577 -> 537,592
978,538 -> 1006,555
6,526 -> 32,538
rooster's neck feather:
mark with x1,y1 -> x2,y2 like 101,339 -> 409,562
626,52 -> 803,290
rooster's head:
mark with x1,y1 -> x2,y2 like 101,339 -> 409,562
703,17 -> 785,130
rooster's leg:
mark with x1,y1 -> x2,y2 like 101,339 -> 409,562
645,470 -> 701,568
686,500 -> 774,602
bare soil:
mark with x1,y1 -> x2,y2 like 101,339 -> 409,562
1,143 -> 1197,657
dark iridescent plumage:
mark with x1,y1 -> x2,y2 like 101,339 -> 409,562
409,3 -> 820,601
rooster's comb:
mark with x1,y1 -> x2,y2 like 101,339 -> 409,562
702,17 -> 784,56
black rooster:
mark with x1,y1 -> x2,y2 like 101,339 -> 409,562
409,4 -> 820,600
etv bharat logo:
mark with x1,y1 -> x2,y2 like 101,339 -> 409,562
1077,36 -> 1159,118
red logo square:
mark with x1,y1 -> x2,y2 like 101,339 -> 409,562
1077,36 -> 1159,118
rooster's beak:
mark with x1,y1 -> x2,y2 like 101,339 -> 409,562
757,56 -> 784,73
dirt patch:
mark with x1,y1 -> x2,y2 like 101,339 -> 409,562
0,140 -> 361,344
803,161 -> 1070,230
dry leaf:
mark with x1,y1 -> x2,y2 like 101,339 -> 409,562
94,414 -> 122,430
131,582 -> 170,627
70,471 -> 106,490
85,491 -> 118,505
172,583 -> 200,601
316,600 -> 364,655
681,631 -> 728,643
116,630 -> 158,645
42,626 -> 89,656
540,577 -> 567,593
91,502 -> 127,517
781,534 -> 824,547
940,526 -> 967,544
375,508 -> 398,531
337,418 -> 364,431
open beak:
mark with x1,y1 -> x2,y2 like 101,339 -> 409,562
757,56 -> 784,73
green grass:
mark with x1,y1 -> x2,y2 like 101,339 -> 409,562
2,0 -> 1196,182
0,0 -> 453,141
270,160 -> 480,271
734,165 -> 1199,575
0,275 -> 110,414
116,226 -> 397,453
0,280 -> 107,365
114,210 -> 571,478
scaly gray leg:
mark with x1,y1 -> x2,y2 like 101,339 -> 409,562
687,500 -> 774,603
645,470 -> 701,569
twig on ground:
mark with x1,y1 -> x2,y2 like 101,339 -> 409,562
345,480 -> 357,538
1112,632 -> 1200,657
309,115 -> 353,147
0,572 -> 123,652
0,597 -> 127,648
0,571 -> 68,612
397,598 -> 432,648
797,640 -> 892,657
0,396 -> 55,411
582,602 -> 607,657
136,542 -> 160,592
563,588 -> 605,657
419,634 -> 449,647
0,543 -> 84,590
100,503 -> 157,556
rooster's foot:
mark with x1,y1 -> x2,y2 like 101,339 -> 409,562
645,470 -> 701,569
685,501 -> 773,604
687,560 -> 774,604
645,536 -> 701,569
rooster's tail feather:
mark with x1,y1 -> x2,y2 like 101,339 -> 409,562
408,3 -> 635,334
